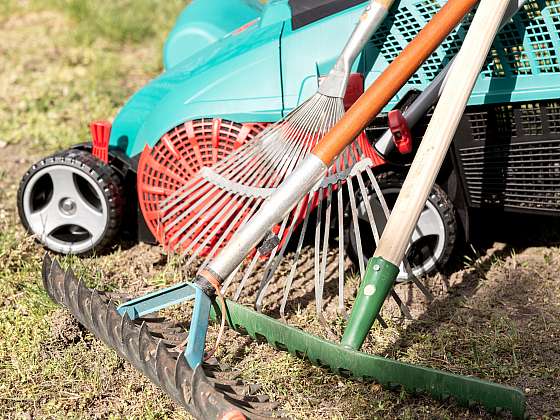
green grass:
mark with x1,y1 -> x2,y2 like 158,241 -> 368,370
60,0 -> 187,44
0,0 -> 185,153
0,2 -> 189,418
1,0 -> 186,44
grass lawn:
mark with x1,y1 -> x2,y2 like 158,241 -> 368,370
1,1 -> 559,419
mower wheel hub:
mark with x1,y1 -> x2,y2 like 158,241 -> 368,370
59,197 -> 77,216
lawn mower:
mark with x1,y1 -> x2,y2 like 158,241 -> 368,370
20,0 -> 560,418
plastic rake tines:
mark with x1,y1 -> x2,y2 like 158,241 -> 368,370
158,123 -> 431,327
158,94 -> 345,256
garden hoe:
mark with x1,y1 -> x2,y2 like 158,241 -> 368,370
42,0 -> 527,418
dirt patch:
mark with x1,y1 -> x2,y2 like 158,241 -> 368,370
49,308 -> 82,345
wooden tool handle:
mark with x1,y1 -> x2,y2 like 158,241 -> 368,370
312,0 -> 478,164
374,0 -> 511,265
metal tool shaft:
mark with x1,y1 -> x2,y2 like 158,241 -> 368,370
319,0 -> 394,98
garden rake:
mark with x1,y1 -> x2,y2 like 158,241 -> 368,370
159,0 -> 393,259
43,0 -> 528,418
158,0 -> 417,325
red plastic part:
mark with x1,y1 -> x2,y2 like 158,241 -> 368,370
343,73 -> 365,110
137,119 -> 269,255
387,110 -> 413,154
137,119 -> 385,259
232,19 -> 258,36
90,120 -> 111,163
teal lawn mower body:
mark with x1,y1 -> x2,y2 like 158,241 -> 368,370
110,0 -> 560,158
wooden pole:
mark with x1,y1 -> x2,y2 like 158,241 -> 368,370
342,0 -> 512,351
374,0 -> 511,265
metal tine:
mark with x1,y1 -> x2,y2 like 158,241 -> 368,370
212,105 -> 311,177
244,112 -> 312,185
161,178 -> 233,228
278,96 -> 329,139
317,182 -> 334,328
162,181 -> 224,231
169,186 -> 257,250
220,262 -> 243,297
167,189 -> 239,245
220,97 -> 324,186
183,194 -> 255,261
160,176 -> 207,216
263,105 -> 326,189
254,215 -> 291,312
345,158 -> 365,280
333,142 -> 365,317
313,186 -> 323,319
254,199 -> 305,312
274,95 -> 324,140
162,135 -> 274,214
358,143 -> 433,300
279,196 -> 314,319
228,95 -> 324,188
364,166 -> 390,218
390,290 -> 412,319
356,171 -> 381,244
376,314 -> 388,329
180,195 -> 256,263
405,259 -> 435,301
273,97 -> 342,184
197,198 -> 262,269
233,251 -> 260,301
336,175 -> 347,318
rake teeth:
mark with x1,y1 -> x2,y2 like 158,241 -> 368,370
41,254 -> 276,420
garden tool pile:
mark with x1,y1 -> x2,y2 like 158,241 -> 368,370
43,0 -> 528,418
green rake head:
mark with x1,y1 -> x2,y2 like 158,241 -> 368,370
42,253 -> 527,419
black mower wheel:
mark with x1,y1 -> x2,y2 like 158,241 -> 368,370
346,170 -> 457,280
17,149 -> 124,255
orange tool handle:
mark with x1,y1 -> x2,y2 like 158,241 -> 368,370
312,0 -> 478,164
